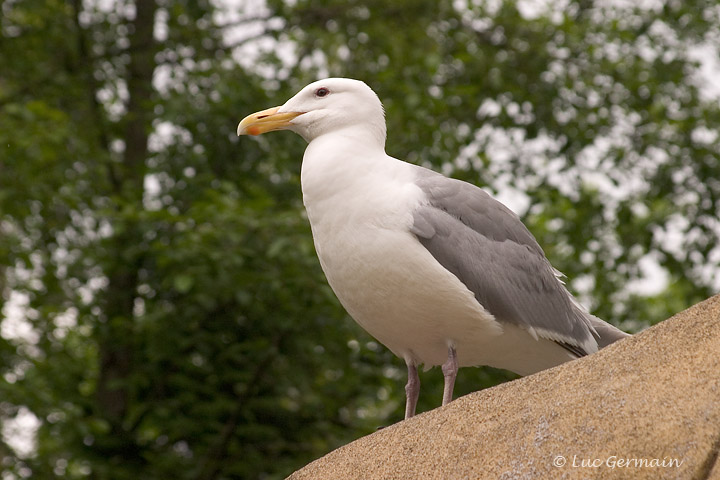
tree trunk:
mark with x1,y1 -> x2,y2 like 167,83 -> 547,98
90,0 -> 158,458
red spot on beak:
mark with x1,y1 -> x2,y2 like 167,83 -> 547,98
248,126 -> 261,136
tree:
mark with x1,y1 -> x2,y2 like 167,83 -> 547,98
2,1 -> 387,478
1,0 -> 718,478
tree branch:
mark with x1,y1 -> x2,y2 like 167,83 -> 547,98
194,332 -> 286,480
70,0 -> 120,192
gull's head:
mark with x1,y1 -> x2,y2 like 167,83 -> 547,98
237,78 -> 386,145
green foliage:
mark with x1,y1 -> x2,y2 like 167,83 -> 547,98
1,0 -> 718,478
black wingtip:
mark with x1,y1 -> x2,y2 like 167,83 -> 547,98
555,340 -> 589,358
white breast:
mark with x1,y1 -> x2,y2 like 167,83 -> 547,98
300,141 -> 575,373
301,145 -> 497,365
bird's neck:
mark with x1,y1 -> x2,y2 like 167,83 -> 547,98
311,125 -> 387,152
300,130 -> 406,213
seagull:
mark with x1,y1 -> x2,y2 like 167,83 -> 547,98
237,78 -> 629,420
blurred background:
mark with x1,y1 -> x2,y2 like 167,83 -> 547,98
1,0 -> 719,478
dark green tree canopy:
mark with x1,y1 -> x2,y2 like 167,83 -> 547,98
1,0 -> 718,478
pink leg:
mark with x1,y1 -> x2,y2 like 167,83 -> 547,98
441,346 -> 458,406
405,361 -> 420,419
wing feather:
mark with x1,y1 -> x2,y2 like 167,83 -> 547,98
410,170 -> 600,355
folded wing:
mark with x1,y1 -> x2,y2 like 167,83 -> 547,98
410,170 -> 605,357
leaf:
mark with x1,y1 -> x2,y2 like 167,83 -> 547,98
173,274 -> 194,293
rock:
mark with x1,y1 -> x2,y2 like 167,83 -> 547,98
287,294 -> 720,479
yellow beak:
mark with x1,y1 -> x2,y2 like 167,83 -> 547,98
237,106 -> 303,136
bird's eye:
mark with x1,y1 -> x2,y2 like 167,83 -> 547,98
315,87 -> 330,97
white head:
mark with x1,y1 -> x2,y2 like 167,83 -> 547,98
238,78 -> 387,146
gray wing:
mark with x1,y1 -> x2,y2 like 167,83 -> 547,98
410,169 -> 599,356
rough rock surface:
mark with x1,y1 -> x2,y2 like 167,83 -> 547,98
288,294 -> 720,479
